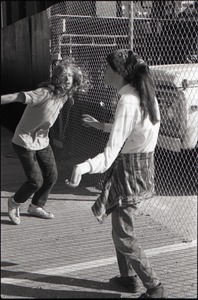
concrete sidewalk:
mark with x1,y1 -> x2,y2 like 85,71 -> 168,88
1,126 -> 197,299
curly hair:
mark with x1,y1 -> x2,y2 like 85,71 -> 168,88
40,57 -> 90,104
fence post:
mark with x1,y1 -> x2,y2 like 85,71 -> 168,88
128,1 -> 134,50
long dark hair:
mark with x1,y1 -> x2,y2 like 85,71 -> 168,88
132,64 -> 159,125
106,51 -> 159,125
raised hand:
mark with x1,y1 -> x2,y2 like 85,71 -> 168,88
81,114 -> 99,127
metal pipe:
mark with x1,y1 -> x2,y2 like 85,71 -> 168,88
61,34 -> 128,38
60,43 -> 118,47
128,1 -> 134,50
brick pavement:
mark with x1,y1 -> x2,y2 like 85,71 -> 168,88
1,126 -> 197,299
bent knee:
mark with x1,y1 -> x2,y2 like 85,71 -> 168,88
44,171 -> 58,186
51,172 -> 58,185
28,178 -> 44,191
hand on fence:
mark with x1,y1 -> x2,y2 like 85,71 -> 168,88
65,165 -> 82,188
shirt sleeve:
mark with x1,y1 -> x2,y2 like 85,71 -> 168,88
22,88 -> 49,105
85,96 -> 139,174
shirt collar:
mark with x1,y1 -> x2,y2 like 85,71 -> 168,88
118,84 -> 135,95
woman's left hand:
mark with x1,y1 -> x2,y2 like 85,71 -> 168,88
81,114 -> 99,128
65,165 -> 82,188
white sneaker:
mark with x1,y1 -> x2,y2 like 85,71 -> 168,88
8,196 -> 20,225
27,204 -> 54,219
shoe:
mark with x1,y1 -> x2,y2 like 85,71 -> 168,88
27,204 -> 54,219
109,275 -> 141,293
139,283 -> 167,298
8,196 -> 20,225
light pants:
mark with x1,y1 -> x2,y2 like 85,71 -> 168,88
111,205 -> 160,289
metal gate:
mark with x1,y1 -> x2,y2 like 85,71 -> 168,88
47,1 -> 197,243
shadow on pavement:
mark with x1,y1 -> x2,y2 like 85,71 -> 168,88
1,269 -> 127,298
1,283 -> 121,298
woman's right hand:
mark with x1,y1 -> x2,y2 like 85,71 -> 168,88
65,165 -> 82,188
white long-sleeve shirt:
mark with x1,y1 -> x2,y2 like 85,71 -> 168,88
79,84 -> 160,174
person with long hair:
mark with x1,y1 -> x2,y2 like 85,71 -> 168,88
65,49 -> 166,298
1,57 -> 89,225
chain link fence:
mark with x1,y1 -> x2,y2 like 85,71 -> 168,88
47,1 -> 197,242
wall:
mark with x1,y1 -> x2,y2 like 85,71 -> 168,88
1,10 -> 51,132
1,1 -> 60,28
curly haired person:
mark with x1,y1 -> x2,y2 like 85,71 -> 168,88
1,58 -> 89,225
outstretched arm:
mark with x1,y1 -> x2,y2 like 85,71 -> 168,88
1,92 -> 25,105
66,99 -> 135,188
82,114 -> 112,133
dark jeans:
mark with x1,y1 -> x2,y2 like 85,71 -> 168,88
12,143 -> 58,207
112,205 -> 160,289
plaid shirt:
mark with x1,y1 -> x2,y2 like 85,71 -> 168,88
92,152 -> 155,223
